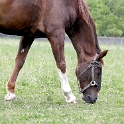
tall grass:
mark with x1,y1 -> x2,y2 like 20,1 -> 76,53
0,38 -> 124,124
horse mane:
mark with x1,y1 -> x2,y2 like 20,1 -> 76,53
77,0 -> 92,27
77,0 -> 102,55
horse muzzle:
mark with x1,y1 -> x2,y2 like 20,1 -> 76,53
82,94 -> 97,104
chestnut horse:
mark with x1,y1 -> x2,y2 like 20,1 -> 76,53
0,0 -> 108,104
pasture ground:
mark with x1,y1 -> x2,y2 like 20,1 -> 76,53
0,38 -> 124,124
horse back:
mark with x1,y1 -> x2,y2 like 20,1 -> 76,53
0,0 -> 77,37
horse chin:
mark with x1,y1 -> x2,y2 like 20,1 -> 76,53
82,95 -> 97,104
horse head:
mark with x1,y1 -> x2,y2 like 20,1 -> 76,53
76,50 -> 108,104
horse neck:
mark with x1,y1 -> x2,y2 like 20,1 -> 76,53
77,34 -> 97,64
66,0 -> 101,64
69,20 -> 99,65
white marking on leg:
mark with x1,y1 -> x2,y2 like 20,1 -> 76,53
57,68 -> 77,103
5,90 -> 16,101
21,49 -> 24,53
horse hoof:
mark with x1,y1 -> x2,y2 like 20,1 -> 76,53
66,97 -> 77,103
5,91 -> 16,101
71,100 -> 78,104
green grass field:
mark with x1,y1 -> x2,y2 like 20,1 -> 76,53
0,38 -> 124,124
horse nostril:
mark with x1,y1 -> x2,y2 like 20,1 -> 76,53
94,97 -> 97,102
88,95 -> 97,104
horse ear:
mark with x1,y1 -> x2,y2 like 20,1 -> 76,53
96,50 -> 108,63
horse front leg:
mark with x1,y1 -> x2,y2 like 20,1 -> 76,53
48,31 -> 77,103
5,36 -> 34,100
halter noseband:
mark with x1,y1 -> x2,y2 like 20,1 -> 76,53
77,53 -> 102,94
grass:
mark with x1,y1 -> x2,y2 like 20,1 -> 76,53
0,37 -> 124,124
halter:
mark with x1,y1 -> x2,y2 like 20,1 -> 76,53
77,53 -> 102,94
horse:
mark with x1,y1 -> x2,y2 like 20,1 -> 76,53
0,0 -> 108,104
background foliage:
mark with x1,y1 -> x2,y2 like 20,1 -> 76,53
86,0 -> 124,37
